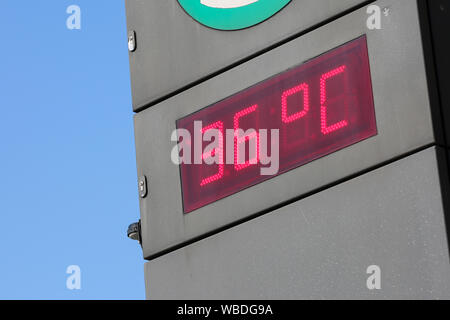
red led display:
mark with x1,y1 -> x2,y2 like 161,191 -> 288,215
177,36 -> 377,214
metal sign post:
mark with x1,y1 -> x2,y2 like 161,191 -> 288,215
126,0 -> 450,299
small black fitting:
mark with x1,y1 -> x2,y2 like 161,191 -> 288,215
127,220 -> 142,245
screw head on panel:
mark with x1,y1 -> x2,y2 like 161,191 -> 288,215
128,30 -> 136,52
138,175 -> 147,198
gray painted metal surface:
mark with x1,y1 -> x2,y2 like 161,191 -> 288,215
125,0 -> 368,111
145,147 -> 450,299
135,0 -> 435,259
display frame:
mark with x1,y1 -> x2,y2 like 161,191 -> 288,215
176,36 -> 377,214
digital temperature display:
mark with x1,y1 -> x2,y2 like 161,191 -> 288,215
177,36 -> 377,214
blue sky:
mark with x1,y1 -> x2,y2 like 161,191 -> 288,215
0,1 -> 145,299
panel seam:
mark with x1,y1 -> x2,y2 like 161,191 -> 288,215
145,143 -> 436,261
133,0 -> 377,113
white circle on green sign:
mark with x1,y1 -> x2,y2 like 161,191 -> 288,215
178,0 -> 292,31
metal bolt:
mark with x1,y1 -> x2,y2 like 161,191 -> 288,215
138,175 -> 148,198
128,30 -> 136,52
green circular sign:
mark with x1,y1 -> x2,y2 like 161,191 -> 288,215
178,0 -> 292,31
